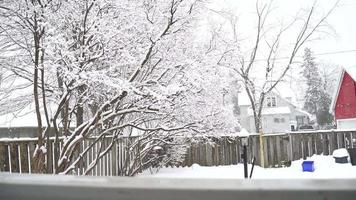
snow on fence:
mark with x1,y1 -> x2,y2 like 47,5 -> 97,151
0,136 -> 141,176
1,129 -> 356,175
181,130 -> 356,168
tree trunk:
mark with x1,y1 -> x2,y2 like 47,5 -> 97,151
254,114 -> 265,168
32,17 -> 46,173
76,85 -> 85,127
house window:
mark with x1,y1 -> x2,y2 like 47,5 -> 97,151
266,96 -> 277,107
274,117 -> 285,123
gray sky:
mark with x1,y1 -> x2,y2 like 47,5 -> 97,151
206,0 -> 355,105
211,0 -> 356,67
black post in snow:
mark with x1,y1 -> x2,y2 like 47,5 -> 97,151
243,145 -> 248,179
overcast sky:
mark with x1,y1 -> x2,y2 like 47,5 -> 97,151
206,0 -> 355,104
210,0 -> 356,67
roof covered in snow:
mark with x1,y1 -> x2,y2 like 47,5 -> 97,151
0,104 -> 54,127
237,85 -> 299,107
343,66 -> 356,81
247,106 -> 291,116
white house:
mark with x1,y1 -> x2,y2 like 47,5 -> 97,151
237,91 -> 312,133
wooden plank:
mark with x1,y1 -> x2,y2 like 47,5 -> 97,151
214,141 -> 219,166
336,132 -> 344,149
311,133 -> 316,156
196,142 -> 200,165
249,137 -> 254,164
263,136 -> 269,168
302,134 -> 308,159
292,134 -> 301,160
351,132 -> 356,148
275,136 -> 282,167
222,137 -> 227,165
223,138 -> 228,165
227,137 -> 233,165
287,134 -> 292,162
236,137 -> 240,164
267,136 -> 275,167
345,132 -> 352,149
307,134 -> 313,157
322,133 -> 329,155
340,132 -> 346,148
28,141 -> 36,174
10,143 -> 19,173
218,139 -> 223,166
316,133 -> 323,155
19,142 -> 29,173
247,137 -> 253,164
231,138 -> 237,165
0,143 -> 7,172
281,135 -> 290,165
199,142 -> 205,166
206,142 -> 212,166
329,132 -> 338,154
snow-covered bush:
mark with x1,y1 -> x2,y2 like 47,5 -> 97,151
0,0 -> 240,175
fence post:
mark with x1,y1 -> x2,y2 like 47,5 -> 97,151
288,133 -> 293,162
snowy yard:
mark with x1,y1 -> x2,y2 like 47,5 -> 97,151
139,155 -> 356,179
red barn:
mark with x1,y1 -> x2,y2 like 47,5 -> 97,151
331,66 -> 356,129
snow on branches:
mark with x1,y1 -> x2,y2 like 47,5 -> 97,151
1,0 -> 239,175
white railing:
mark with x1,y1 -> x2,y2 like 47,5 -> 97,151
0,173 -> 355,200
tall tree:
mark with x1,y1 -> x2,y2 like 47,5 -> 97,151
301,48 -> 320,115
301,48 -> 333,127
1,0 -> 239,175
213,0 -> 339,167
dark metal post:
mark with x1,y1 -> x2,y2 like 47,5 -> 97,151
243,145 -> 248,179
250,157 -> 256,178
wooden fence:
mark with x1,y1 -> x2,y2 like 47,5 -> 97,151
182,130 -> 356,167
0,136 -> 141,176
1,130 -> 356,175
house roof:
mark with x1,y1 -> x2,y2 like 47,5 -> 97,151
238,88 -> 311,117
344,66 -> 356,81
295,108 -> 315,120
247,106 -> 291,116
238,86 -> 299,107
330,66 -> 356,113
0,104 -> 54,127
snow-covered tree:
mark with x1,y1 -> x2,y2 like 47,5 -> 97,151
209,0 -> 339,167
0,0 -> 239,175
301,48 -> 333,127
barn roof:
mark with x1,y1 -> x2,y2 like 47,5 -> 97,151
343,66 -> 356,81
330,66 -> 356,113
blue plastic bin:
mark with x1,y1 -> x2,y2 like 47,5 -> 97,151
302,161 -> 315,172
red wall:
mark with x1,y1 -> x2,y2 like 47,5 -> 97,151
335,72 -> 356,119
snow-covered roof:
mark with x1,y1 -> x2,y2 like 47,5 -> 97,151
0,110 -> 38,127
295,108 -> 313,119
247,106 -> 291,116
343,66 -> 356,81
0,104 -> 53,127
238,86 -> 298,107
236,128 -> 251,137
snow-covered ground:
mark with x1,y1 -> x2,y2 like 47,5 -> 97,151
139,155 -> 356,179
